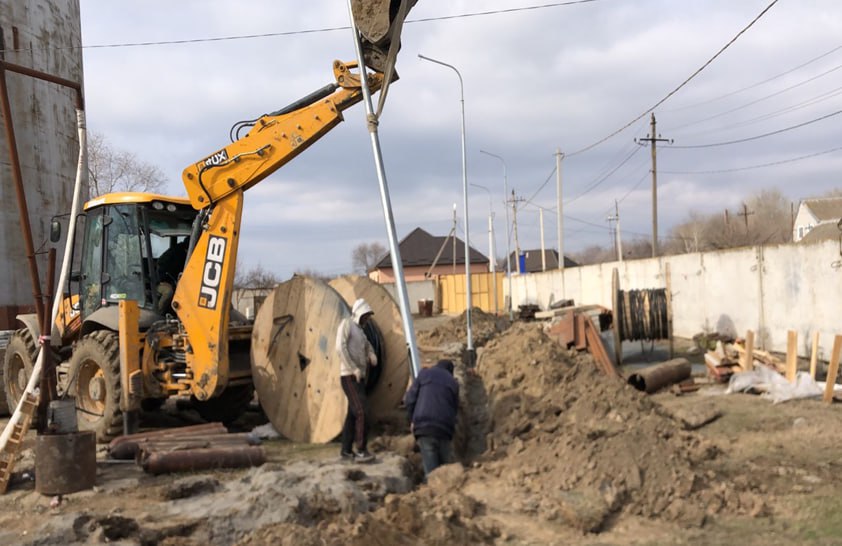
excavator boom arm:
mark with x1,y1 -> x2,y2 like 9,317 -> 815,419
182,61 -> 383,210
173,61 -> 383,400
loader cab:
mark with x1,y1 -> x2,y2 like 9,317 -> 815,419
75,193 -> 197,329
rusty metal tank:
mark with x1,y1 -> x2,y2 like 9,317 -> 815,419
0,1 -> 84,329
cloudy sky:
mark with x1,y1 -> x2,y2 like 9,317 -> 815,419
79,0 -> 842,278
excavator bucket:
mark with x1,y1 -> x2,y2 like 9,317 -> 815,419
351,0 -> 418,73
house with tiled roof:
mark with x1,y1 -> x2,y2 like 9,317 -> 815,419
368,227 -> 489,283
793,197 -> 842,242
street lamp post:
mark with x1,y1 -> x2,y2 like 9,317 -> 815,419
418,53 -> 473,363
470,183 -> 497,315
480,150 -> 513,319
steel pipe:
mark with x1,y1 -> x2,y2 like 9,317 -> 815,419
140,446 -> 266,475
627,358 -> 691,394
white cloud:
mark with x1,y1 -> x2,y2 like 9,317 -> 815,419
78,0 -> 842,276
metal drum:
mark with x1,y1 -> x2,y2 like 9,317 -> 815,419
35,431 -> 96,495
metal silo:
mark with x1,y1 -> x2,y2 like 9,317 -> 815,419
0,0 -> 84,330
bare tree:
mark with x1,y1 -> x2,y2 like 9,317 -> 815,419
234,262 -> 280,291
87,131 -> 167,197
570,244 -> 613,266
351,242 -> 387,274
294,268 -> 332,283
745,188 -> 790,244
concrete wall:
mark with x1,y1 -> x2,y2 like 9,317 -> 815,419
381,280 -> 436,314
508,240 -> 842,359
0,1 -> 83,328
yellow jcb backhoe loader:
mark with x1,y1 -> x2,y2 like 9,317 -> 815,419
2,0 -> 418,442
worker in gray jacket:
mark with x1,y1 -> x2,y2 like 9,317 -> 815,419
336,298 -> 378,463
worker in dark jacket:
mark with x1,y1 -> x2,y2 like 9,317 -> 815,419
404,359 -> 459,477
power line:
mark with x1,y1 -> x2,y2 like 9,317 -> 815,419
666,60 -> 842,133
680,82 -> 842,138
670,108 -> 842,148
522,166 -> 557,208
567,0 -> 781,156
616,168 -> 651,205
6,1 -> 605,53
661,144 -> 842,174
565,145 -> 642,204
665,43 -> 842,113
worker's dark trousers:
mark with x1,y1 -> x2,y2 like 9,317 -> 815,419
341,375 -> 369,453
416,435 -> 452,477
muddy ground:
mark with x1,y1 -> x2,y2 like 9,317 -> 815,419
2,311 -> 842,545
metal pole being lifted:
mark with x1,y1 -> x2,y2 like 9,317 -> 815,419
346,0 -> 421,378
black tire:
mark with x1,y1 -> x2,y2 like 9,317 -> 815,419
191,383 -> 255,425
66,331 -> 123,443
3,329 -> 37,414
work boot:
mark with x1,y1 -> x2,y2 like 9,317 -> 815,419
354,450 -> 375,464
340,450 -> 354,461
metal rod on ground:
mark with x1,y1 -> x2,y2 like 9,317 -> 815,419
346,1 -> 420,378
0,109 -> 87,453
418,53 -> 473,364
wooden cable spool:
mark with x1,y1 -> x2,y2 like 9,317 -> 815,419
328,275 -> 410,417
250,276 -> 349,443
251,275 -> 410,444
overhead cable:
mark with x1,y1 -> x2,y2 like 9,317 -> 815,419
665,43 -> 842,112
670,108 -> 842,148
7,1 -> 604,53
661,144 -> 842,174
667,61 -> 842,132
567,0 -> 781,157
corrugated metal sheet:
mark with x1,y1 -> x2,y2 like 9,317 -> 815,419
439,271 -> 504,315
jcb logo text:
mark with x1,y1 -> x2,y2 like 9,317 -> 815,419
198,236 -> 226,309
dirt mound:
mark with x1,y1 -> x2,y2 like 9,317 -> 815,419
416,308 -> 509,350
237,322 -> 765,543
237,465 -> 497,545
464,322 -> 756,530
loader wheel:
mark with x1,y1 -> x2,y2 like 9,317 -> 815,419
67,330 -> 123,443
191,383 -> 255,425
3,329 -> 37,415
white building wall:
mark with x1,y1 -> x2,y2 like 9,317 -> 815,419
381,280 -> 436,314
507,240 -> 841,359
792,204 -> 817,242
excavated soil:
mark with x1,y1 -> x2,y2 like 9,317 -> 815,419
236,321 -> 763,545
415,308 -> 510,351
2,314 -> 842,544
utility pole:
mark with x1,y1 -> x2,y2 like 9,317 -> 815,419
738,202 -> 754,234
539,207 -> 546,272
635,113 -> 672,257
615,200 -> 623,262
555,149 -> 564,270
606,199 -> 623,262
470,182 -> 497,315
451,203 -> 457,275
510,190 -> 525,273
